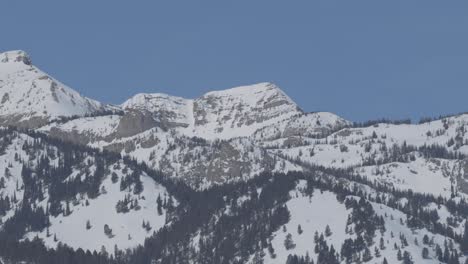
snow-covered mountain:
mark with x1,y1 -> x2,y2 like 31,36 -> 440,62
2,50 -> 468,264
0,50 -> 110,128
34,81 -> 347,186
120,82 -> 305,139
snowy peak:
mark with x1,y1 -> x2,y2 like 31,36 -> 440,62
192,82 -> 302,138
201,82 -> 297,111
0,50 -> 107,128
121,82 -> 305,139
121,93 -> 192,128
204,82 -> 290,100
0,50 -> 32,66
122,93 -> 187,109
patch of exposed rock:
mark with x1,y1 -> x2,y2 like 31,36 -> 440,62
113,110 -> 158,138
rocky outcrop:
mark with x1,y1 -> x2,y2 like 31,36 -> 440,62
113,110 -> 158,138
0,50 -> 32,65
0,115 -> 49,129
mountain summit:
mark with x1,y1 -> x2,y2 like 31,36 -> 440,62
121,82 -> 305,139
0,50 -> 109,127
0,50 -> 32,65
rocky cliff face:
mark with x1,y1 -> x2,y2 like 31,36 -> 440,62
121,93 -> 192,129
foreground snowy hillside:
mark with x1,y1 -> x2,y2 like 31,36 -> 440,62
254,182 -> 463,264
0,129 -> 177,255
168,170 -> 468,264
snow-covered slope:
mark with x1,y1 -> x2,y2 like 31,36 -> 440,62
355,157 -> 461,198
253,111 -> 351,142
261,188 -> 350,264
0,50 -> 108,127
24,170 -> 170,252
256,184 -> 461,264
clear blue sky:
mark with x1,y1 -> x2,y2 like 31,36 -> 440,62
2,1 -> 468,121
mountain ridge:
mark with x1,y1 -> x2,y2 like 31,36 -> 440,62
2,50 -> 468,264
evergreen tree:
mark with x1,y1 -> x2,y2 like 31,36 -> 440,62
0,177 -> 5,188
252,251 -> 264,264
423,234 -> 429,245
65,200 -> 71,216
111,172 -> 119,183
104,224 -> 113,238
325,225 -> 332,237
444,244 -> 450,262
156,194 -> 163,216
436,244 -> 443,261
379,237 -> 386,250
397,249 -> 402,261
284,233 -> 296,250
462,221 -> 468,253
166,195 -> 175,212
268,243 -> 276,259
133,179 -> 143,195
374,246 -> 381,258
297,224 -> 303,235
402,251 -> 413,264
422,247 -> 429,259
362,247 -> 372,262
